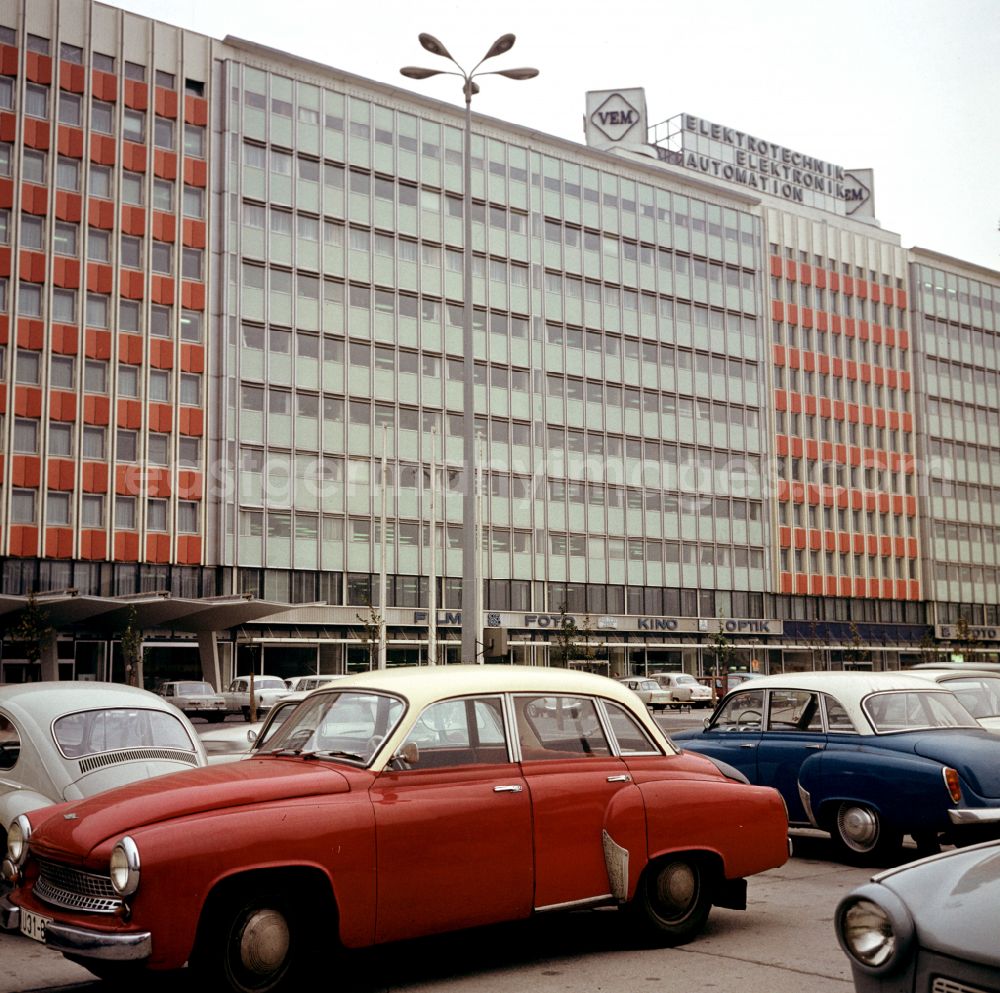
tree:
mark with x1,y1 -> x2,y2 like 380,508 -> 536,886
917,628 -> 939,666
9,593 -> 55,682
950,615 -> 977,664
119,606 -> 144,688
843,621 -> 870,670
550,603 -> 595,669
707,618 -> 734,706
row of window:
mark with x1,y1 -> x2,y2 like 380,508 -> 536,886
773,323 -> 909,368
8,419 -> 201,465
781,549 -> 917,581
779,502 -> 914,538
7,489 -> 199,531
775,369 -> 911,414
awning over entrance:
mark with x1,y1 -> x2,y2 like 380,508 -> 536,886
3,592 -> 296,634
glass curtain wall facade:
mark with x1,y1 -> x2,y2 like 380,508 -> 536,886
218,52 -> 771,622
911,252 -> 1000,623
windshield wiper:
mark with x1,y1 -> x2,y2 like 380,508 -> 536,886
308,749 -> 366,762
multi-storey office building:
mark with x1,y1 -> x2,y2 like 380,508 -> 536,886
0,0 -> 996,685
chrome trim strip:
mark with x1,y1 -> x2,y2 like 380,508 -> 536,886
948,808 -> 1000,825
44,921 -> 152,961
602,830 -> 629,901
0,895 -> 20,932
534,894 -> 614,914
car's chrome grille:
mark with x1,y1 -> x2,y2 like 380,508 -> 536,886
932,978 -> 992,993
78,747 -> 199,774
34,858 -> 121,914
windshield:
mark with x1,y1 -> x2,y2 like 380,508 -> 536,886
863,690 -> 980,733
263,690 -> 405,765
638,680 -> 659,691
255,677 -> 286,690
676,674 -> 697,685
940,676 -> 1000,720
53,709 -> 197,758
176,681 -> 216,695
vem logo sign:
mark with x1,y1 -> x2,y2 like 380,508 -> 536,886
591,93 -> 641,142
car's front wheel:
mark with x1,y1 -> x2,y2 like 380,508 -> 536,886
830,802 -> 901,864
626,855 -> 712,946
194,890 -> 306,993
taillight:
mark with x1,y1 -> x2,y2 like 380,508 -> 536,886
943,767 -> 962,804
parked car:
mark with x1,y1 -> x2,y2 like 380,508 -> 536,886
617,676 -> 672,711
903,667 -> 1000,731
199,692 -> 310,764
221,675 -> 287,720
156,680 -> 228,723
281,674 -> 346,696
650,671 -> 714,708
836,839 -> 1000,992
0,682 -> 206,850
1,665 -> 789,990
673,672 -> 1000,863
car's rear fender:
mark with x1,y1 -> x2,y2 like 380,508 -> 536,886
800,746 -> 954,834
607,778 -> 787,901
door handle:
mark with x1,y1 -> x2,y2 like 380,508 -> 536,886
494,784 -> 523,793
805,743 -> 825,750
740,743 -> 756,749
607,774 -> 631,783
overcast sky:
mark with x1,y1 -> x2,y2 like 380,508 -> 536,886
109,0 -> 1000,273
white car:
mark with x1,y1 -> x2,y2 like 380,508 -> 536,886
200,691 -> 310,764
0,681 -> 206,847
903,667 -> 1000,731
650,672 -> 714,708
156,680 -> 228,722
221,675 -> 287,720
282,674 -> 346,696
616,677 -> 672,712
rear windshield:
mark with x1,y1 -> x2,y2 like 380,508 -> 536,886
176,681 -> 216,695
863,691 -> 980,733
53,708 -> 197,758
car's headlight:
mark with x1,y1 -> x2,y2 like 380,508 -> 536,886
836,886 -> 914,975
109,837 -> 141,897
7,815 -> 31,867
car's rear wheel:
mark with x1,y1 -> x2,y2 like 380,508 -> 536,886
206,712 -> 227,723
193,888 -> 308,993
831,802 -> 901,864
626,855 -> 712,946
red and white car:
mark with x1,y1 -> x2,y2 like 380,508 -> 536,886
1,666 -> 789,991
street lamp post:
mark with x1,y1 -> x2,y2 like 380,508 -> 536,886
402,34 -> 537,664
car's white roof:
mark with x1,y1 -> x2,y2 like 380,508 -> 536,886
0,681 -> 180,727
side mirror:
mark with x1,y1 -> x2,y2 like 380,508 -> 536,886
392,741 -> 419,769
703,717 -> 712,729
247,729 -> 258,745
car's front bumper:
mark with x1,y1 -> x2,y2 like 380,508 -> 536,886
0,895 -> 152,962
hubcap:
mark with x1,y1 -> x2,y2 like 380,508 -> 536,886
237,909 -> 290,977
654,861 -> 697,917
838,805 -> 879,851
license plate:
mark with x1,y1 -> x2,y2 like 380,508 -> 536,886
19,908 -> 52,943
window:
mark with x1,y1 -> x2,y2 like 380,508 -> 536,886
54,222 -> 78,256
91,99 -> 113,134
184,124 -> 205,158
118,365 -> 139,397
50,355 -> 75,389
123,109 -> 145,142
49,422 -> 73,457
121,171 -> 143,205
81,494 -> 104,527
25,83 -> 49,119
115,496 -> 137,529
153,116 -> 174,149
15,351 -> 40,384
11,489 -> 36,524
182,247 -> 202,280
51,288 -> 76,322
14,418 -> 39,453
86,294 -> 109,328
58,93 -> 82,126
60,42 -> 83,64
153,178 -> 174,211
45,490 -> 69,525
82,425 -> 105,459
180,309 -> 202,342
120,235 -> 142,268
23,150 -> 46,184
155,70 -> 175,89
56,157 -> 80,191
149,369 -> 171,402
710,689 -> 764,730
89,164 -> 112,198
152,241 -> 172,274
17,283 -> 42,318
119,299 -> 141,333
93,53 -> 115,73
116,428 -> 137,462
88,228 -> 110,262
514,695 -> 611,759
180,373 -> 201,406
148,434 -> 170,465
183,185 -> 204,218
399,697 -> 508,769
20,215 -> 44,249
177,501 -> 198,532
150,305 -> 172,337
84,359 -> 108,393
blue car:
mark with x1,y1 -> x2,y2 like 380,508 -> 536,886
672,672 -> 1000,863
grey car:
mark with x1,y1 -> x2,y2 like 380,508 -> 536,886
835,840 -> 1000,992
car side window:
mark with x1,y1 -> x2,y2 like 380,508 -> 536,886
400,696 -> 508,770
766,689 -> 821,732
0,713 -> 20,770
823,694 -> 857,732
603,702 -> 660,754
515,695 -> 611,760
712,689 -> 764,731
